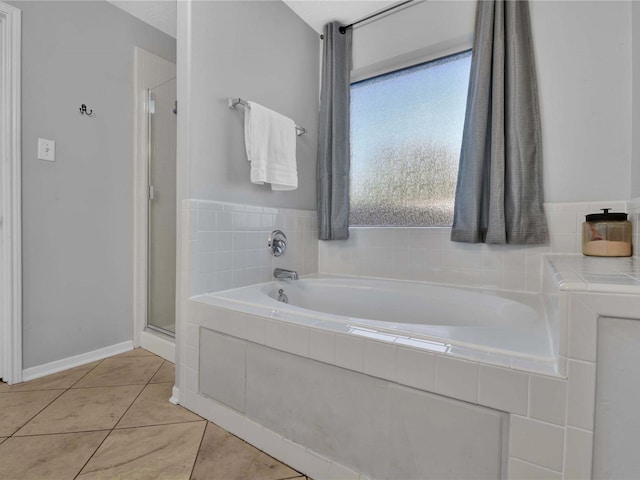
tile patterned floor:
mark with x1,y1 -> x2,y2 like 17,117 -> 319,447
0,349 -> 309,480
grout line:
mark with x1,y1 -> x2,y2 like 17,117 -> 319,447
72,428 -> 111,479
10,429 -> 111,439
74,351 -> 167,479
70,382 -> 165,391
113,419 -> 206,431
111,361 -> 166,430
5,354 -> 113,438
7,389 -> 67,437
67,358 -> 109,389
188,419 -> 209,479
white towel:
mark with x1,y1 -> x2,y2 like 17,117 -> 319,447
244,101 -> 298,191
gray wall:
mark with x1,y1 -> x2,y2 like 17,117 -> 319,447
10,1 -> 176,369
185,0 -> 320,210
633,1 -> 640,200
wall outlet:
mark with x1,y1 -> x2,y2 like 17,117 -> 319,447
37,138 -> 55,161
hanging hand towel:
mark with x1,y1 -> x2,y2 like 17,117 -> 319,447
244,101 -> 298,191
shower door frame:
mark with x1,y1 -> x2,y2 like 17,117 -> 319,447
132,47 -> 176,362
0,1 -> 22,384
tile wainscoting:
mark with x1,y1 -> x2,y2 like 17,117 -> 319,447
182,199 -> 635,297
319,200 -> 630,292
179,257 -> 640,479
182,200 -> 318,296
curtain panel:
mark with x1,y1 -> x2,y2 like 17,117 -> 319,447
451,0 -> 549,244
317,22 -> 352,241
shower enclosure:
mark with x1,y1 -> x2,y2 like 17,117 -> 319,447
146,78 -> 177,336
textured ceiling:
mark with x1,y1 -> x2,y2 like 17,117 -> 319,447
283,0 -> 398,34
108,0 -> 177,39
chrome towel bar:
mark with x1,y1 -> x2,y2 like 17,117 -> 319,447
228,97 -> 307,136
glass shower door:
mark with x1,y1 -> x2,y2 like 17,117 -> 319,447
147,78 -> 177,335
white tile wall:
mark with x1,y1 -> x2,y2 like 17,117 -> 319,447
179,197 -> 640,480
566,359 -> 597,431
478,365 -> 529,415
509,415 -> 565,472
183,199 -> 318,295
529,374 -> 567,426
319,201 -> 629,293
182,280 -> 640,480
508,458 -> 562,480
183,199 -> 635,296
434,356 -> 479,403
563,427 -> 593,480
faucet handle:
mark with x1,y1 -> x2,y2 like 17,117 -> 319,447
268,230 -> 287,257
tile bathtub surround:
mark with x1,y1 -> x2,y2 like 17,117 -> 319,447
0,348 -> 308,480
183,258 -> 640,479
547,254 -> 640,294
319,200 -> 629,293
183,200 -> 318,295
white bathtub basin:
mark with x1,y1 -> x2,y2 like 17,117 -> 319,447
201,275 -> 556,367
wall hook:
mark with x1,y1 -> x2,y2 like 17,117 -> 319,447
79,104 -> 94,116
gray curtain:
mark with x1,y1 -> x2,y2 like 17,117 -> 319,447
317,22 -> 352,240
451,0 -> 549,244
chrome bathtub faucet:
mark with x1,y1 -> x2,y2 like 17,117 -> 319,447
273,268 -> 298,280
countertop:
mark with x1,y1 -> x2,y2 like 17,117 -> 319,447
547,254 -> 640,294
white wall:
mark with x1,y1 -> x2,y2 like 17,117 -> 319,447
184,0 -> 320,210
11,1 -> 176,369
632,1 -> 640,200
351,0 -> 633,203
352,0 -> 476,79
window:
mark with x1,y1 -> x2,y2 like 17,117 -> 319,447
350,50 -> 472,227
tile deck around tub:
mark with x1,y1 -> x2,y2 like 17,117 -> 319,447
548,254 -> 640,293
0,348 -> 310,480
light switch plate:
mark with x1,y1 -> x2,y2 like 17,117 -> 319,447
38,138 -> 55,161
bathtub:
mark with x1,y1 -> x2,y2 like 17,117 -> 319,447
187,274 -> 559,478
199,274 -> 556,369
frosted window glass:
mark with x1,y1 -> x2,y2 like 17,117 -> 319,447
350,50 -> 471,226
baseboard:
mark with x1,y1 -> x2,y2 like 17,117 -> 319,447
140,330 -> 175,363
181,390 -> 362,479
22,340 -> 134,382
169,386 -> 180,405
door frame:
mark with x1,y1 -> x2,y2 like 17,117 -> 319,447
0,1 -> 22,384
132,47 -> 149,350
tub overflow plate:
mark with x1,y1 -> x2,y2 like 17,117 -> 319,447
277,288 -> 288,303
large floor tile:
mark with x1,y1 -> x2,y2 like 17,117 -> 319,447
0,390 -> 64,436
0,431 -> 108,480
149,361 -> 175,384
190,422 -> 301,480
73,356 -> 164,388
116,382 -> 201,428
0,361 -> 100,393
15,384 -> 144,436
77,421 -> 206,480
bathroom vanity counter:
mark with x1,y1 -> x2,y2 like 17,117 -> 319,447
546,254 -> 640,294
